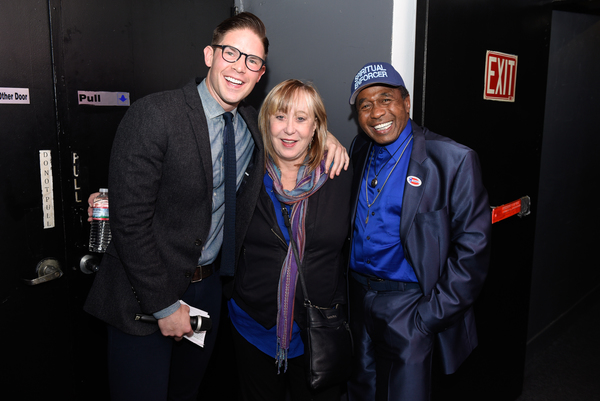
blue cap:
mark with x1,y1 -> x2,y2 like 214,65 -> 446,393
349,62 -> 405,105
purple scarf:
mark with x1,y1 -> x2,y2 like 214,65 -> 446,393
266,154 -> 329,373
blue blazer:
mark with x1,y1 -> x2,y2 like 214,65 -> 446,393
350,120 -> 491,374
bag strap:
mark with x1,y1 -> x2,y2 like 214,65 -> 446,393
281,206 -> 312,306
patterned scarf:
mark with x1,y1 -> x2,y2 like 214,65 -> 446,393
266,153 -> 329,373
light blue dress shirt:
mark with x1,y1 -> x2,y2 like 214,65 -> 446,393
196,79 -> 254,267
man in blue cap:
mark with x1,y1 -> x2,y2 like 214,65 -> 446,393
347,62 -> 492,401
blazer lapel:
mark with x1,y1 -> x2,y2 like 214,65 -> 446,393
238,103 -> 264,181
400,122 -> 428,244
184,78 -> 213,190
350,135 -> 372,224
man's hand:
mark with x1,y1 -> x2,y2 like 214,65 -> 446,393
157,304 -> 194,341
87,192 -> 100,222
324,132 -> 349,179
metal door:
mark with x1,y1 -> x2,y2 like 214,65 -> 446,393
413,0 -> 551,399
0,1 -> 72,398
0,1 -> 231,398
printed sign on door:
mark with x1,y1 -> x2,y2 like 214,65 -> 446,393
484,51 -> 518,102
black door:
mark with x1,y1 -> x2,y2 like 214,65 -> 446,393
413,1 -> 551,400
0,1 -> 231,398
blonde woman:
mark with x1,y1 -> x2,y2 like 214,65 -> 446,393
228,79 -> 352,401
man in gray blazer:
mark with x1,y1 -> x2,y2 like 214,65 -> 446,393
84,12 -> 346,401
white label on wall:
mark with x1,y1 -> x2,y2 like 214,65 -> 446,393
39,150 -> 55,229
0,87 -> 30,104
78,90 -> 130,106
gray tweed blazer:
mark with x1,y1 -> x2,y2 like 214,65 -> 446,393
84,78 -> 264,335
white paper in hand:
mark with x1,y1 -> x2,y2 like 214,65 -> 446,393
181,301 -> 210,347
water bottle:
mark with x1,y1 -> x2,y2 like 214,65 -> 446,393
89,188 -> 112,253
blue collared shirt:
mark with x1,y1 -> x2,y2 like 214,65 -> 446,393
196,79 -> 255,266
350,120 -> 418,282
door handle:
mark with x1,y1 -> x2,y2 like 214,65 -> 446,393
23,258 -> 63,286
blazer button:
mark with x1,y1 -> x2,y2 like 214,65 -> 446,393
185,272 -> 192,278
195,239 -> 202,246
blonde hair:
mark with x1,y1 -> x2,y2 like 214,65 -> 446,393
259,79 -> 327,172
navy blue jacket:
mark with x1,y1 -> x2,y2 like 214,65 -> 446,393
350,120 -> 491,374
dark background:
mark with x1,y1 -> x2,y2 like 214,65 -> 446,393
1,0 -> 598,399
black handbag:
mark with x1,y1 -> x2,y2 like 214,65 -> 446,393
282,207 -> 353,391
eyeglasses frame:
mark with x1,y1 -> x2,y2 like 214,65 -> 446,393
211,45 -> 265,72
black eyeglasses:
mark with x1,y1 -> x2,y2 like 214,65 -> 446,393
212,45 -> 265,72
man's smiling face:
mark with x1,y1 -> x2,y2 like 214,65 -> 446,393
203,28 -> 266,112
356,85 -> 411,145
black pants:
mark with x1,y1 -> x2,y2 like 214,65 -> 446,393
231,322 -> 341,401
106,273 -> 222,401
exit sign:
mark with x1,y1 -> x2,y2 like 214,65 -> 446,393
484,51 -> 518,102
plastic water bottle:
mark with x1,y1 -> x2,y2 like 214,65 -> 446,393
89,188 -> 112,253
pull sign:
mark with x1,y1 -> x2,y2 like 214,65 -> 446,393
78,90 -> 130,106
484,51 -> 518,102
0,87 -> 30,104
72,152 -> 83,203
491,196 -> 531,224
39,150 -> 55,229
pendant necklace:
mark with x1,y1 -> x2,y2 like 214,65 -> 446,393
365,134 -> 413,224
368,134 -> 411,188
